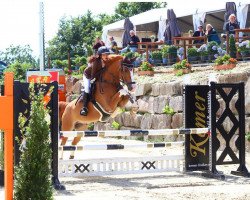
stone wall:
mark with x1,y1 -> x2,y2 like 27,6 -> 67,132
65,71 -> 250,151
91,72 -> 250,134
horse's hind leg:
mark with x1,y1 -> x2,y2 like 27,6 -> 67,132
60,110 -> 75,159
69,123 -> 88,159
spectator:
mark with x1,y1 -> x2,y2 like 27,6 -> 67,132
224,14 -> 240,35
193,25 -> 205,44
108,36 -> 118,53
121,30 -> 140,53
93,37 -> 105,54
206,24 -> 221,45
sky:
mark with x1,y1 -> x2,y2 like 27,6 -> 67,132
0,0 -> 247,58
0,0 -> 119,57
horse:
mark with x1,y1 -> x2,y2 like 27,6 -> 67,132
60,54 -> 135,158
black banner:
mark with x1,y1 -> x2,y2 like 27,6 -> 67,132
184,85 -> 210,171
13,81 -> 59,180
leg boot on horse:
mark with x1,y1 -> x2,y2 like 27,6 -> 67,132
80,91 -> 90,116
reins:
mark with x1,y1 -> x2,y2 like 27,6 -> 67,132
96,58 -> 134,94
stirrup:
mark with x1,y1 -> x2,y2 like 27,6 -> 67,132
80,107 -> 88,116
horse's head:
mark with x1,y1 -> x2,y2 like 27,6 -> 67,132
101,54 -> 135,91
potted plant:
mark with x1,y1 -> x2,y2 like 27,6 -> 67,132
161,45 -> 170,64
229,34 -> 237,58
207,41 -> 219,61
177,47 -> 185,61
122,51 -> 135,59
138,61 -> 154,76
214,54 -> 237,70
172,59 -> 192,75
237,40 -> 250,61
151,50 -> 162,65
197,44 -> 208,62
187,47 -> 199,62
167,45 -> 178,64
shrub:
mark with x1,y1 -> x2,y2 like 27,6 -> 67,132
229,35 -> 237,57
151,50 -> 162,60
54,60 -> 63,68
187,48 -> 199,57
64,67 -> 72,75
122,51 -> 134,59
214,54 -> 237,66
138,61 -> 154,71
207,41 -> 219,55
73,56 -> 87,66
14,84 -> 53,200
175,70 -> 184,76
161,45 -> 170,58
172,59 -> 191,70
162,105 -> 175,116
246,132 -> 250,142
197,44 -> 208,56
111,121 -> 121,130
79,65 -> 87,74
237,40 -> 250,53
4,61 -> 31,81
86,45 -> 93,57
87,122 -> 94,131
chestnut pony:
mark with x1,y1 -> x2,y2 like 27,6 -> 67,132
60,54 -> 134,157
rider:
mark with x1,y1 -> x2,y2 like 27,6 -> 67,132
80,46 -> 111,116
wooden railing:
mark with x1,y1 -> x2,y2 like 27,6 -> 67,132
172,36 -> 207,59
226,28 -> 250,59
137,41 -> 164,60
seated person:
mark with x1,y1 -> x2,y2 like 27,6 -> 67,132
93,37 -> 105,54
224,14 -> 240,35
120,30 -> 140,53
193,25 -> 205,44
108,36 -> 118,53
206,24 -> 221,45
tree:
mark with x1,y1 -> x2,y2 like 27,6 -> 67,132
0,45 -> 38,67
46,2 -> 167,67
4,62 -> 31,81
14,84 -> 53,200
114,2 -> 167,19
46,10 -> 102,68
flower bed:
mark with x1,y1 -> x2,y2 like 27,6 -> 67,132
214,54 -> 237,71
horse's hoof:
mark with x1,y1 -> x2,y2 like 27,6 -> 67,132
69,155 -> 74,159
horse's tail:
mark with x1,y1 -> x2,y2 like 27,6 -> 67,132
59,101 -> 69,122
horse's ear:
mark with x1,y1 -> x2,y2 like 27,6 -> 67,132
107,54 -> 123,64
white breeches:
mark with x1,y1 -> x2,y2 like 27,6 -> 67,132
83,75 -> 91,93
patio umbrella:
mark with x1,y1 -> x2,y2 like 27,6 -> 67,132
223,2 -> 238,30
122,18 -> 134,48
163,9 -> 181,45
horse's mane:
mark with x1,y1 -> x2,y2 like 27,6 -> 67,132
88,54 -> 123,69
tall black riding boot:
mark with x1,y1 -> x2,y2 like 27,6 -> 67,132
80,92 -> 89,116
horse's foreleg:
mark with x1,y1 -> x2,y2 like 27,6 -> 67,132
109,89 -> 129,111
118,95 -> 130,107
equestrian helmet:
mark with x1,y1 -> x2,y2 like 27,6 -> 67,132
97,46 -> 111,55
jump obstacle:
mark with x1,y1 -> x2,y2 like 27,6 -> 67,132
57,82 -> 250,179
0,73 -> 250,200
58,128 -> 208,177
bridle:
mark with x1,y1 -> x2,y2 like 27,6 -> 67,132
97,59 -> 135,94
120,65 -> 136,86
